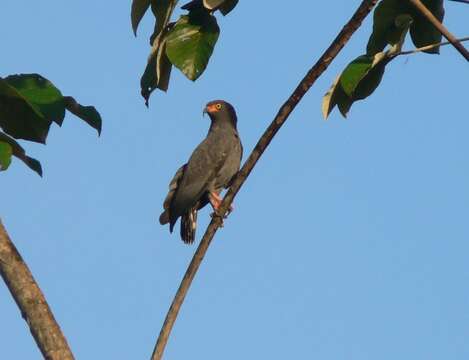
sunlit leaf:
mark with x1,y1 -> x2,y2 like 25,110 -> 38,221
4,74 -> 65,126
166,11 -> 219,80
151,0 -> 178,36
141,26 -> 173,104
323,53 -> 389,118
0,141 -> 12,171
0,76 -> 51,143
367,0 -> 445,55
0,131 -> 42,176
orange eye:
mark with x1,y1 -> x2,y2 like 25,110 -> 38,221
215,103 -> 222,110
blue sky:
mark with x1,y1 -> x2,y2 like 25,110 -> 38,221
1,1 -> 468,359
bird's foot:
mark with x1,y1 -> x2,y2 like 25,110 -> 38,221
225,204 -> 234,218
210,211 -> 225,227
209,191 -> 234,225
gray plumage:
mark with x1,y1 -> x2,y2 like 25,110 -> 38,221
159,100 -> 243,244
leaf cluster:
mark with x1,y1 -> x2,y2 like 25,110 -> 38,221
323,0 -> 445,118
131,0 -> 238,105
0,74 -> 102,175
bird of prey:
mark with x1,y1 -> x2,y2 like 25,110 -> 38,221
159,100 -> 243,244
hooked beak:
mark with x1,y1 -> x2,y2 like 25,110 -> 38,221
204,103 -> 219,117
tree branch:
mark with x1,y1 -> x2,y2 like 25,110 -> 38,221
396,36 -> 469,56
150,1 -> 379,359
0,219 -> 74,360
447,0 -> 469,5
408,0 -> 469,61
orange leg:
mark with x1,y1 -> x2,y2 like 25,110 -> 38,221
208,191 -> 222,210
209,191 -> 234,220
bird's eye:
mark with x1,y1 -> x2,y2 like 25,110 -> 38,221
216,103 -> 222,110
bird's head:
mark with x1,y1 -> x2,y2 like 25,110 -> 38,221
203,100 -> 237,128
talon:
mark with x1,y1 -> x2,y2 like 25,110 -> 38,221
224,204 -> 234,218
210,212 -> 224,227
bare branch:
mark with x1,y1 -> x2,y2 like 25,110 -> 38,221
0,219 -> 74,360
397,36 -> 469,56
447,0 -> 469,4
150,1 -> 379,359
408,0 -> 469,61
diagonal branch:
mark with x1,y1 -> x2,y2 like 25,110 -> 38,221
408,0 -> 469,61
150,1 -> 379,359
447,0 -> 469,4
0,219 -> 74,360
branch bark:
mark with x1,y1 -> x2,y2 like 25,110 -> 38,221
408,0 -> 469,61
150,1 -> 379,359
0,219 -> 74,360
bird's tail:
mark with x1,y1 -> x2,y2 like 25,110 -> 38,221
180,208 -> 197,244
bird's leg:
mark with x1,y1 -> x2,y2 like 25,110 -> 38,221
208,191 -> 222,211
209,192 -> 234,223
209,192 -> 228,227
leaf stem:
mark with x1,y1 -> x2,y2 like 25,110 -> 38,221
447,0 -> 469,4
149,1 -> 379,359
396,36 -> 469,56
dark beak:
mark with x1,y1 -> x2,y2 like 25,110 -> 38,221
203,108 -> 208,117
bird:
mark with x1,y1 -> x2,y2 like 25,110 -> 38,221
159,100 -> 243,244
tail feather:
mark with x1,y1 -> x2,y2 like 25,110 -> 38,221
180,208 -> 197,244
159,211 -> 169,225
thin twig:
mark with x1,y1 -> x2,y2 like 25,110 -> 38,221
408,0 -> 469,61
0,219 -> 74,360
149,1 -> 379,359
397,36 -> 469,56
447,0 -> 469,4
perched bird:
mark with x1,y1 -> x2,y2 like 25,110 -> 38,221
159,100 -> 243,244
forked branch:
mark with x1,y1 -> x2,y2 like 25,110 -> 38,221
150,1 -> 379,359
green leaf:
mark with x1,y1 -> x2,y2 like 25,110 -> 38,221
63,96 -> 102,136
138,1 -> 178,103
367,0 -> 445,56
166,11 -> 220,81
323,53 -> 388,118
367,0 -> 411,56
4,74 -> 65,126
409,0 -> 444,53
131,0 -> 151,35
322,76 -> 352,119
0,76 -> 52,143
0,141 -> 12,171
218,0 -> 238,15
141,25 -> 173,104
340,55 -> 375,97
0,132 -> 42,176
151,0 -> 178,36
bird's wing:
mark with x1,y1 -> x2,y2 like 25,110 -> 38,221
169,136 -> 228,227
159,164 -> 186,225
223,134 -> 243,189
